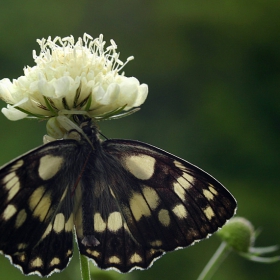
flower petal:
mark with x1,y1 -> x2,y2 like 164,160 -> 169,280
1,105 -> 28,121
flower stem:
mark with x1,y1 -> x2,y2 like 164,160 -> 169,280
197,242 -> 231,280
79,253 -> 91,280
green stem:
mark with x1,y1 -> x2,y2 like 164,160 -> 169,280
79,253 -> 91,280
197,242 -> 231,280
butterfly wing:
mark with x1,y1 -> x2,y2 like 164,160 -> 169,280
0,140 -> 82,276
0,122 -> 237,275
103,139 -> 236,251
76,138 -> 236,273
76,180 -> 165,272
75,141 -> 165,272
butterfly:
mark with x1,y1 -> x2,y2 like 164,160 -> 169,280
0,115 -> 237,277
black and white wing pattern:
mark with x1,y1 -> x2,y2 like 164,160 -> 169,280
78,139 -> 237,272
0,139 -> 84,276
0,118 -> 237,276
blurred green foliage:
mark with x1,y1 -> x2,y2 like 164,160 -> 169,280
0,1 -> 279,279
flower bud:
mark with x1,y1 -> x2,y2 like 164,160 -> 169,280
217,217 -> 254,252
46,117 -> 67,139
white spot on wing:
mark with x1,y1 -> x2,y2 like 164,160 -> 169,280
129,187 -> 160,221
129,192 -> 151,221
150,240 -> 162,247
29,187 -> 44,211
10,160 -> 24,171
15,209 -> 27,228
31,257 -> 43,268
3,172 -> 21,201
173,182 -> 186,201
174,160 -> 187,171
29,187 -> 52,222
203,189 -> 214,201
142,187 -> 160,210
66,250 -> 72,257
94,213 -> 106,232
19,253 -> 26,262
65,214 -> 73,232
17,243 -> 27,250
209,185 -> 218,195
124,155 -> 155,180
172,204 -> 187,219
53,213 -> 65,233
204,206 -> 215,220
7,182 -> 20,201
177,175 -> 193,190
3,204 -> 17,220
158,209 -> 171,226
183,172 -> 194,183
3,172 -> 17,187
108,212 -> 123,232
50,257 -> 60,266
86,249 -> 100,257
38,155 -> 64,180
108,256 -> 121,264
130,253 -> 142,263
41,224 -> 52,239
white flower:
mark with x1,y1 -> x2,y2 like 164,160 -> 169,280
0,34 -> 148,121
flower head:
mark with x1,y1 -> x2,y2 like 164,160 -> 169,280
0,34 -> 148,121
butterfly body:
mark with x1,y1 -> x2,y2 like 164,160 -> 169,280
0,118 -> 237,276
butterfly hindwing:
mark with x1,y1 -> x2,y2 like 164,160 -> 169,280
0,140 -> 81,276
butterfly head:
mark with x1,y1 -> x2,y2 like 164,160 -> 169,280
70,115 -> 102,146
80,120 -> 99,140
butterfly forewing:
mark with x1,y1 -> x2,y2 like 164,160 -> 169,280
0,119 -> 237,276
0,140 -> 82,276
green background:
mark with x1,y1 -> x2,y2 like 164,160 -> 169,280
0,1 -> 279,279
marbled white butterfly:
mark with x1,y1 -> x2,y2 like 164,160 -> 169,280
0,115 -> 236,276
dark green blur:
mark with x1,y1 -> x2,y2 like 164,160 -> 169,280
0,1 -> 279,279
